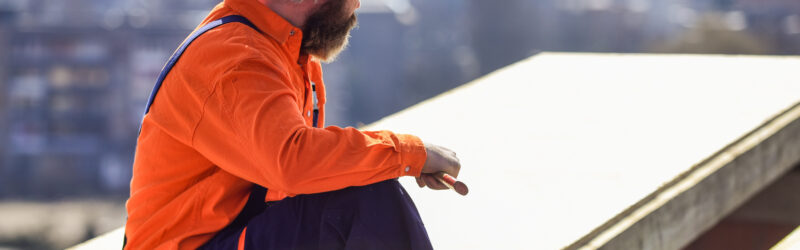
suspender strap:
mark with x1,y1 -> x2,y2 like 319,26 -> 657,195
143,15 -> 259,115
126,15 -> 267,249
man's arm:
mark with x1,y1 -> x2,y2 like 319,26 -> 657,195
189,56 -> 445,195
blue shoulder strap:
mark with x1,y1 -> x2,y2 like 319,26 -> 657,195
125,15 -> 264,249
142,15 -> 260,116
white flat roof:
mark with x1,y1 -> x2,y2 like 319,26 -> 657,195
366,52 -> 800,249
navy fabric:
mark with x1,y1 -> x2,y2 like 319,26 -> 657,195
313,110 -> 319,128
201,179 -> 434,250
311,83 -> 319,127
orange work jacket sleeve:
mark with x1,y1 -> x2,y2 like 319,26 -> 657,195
183,46 -> 426,198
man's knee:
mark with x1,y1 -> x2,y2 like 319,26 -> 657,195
324,179 -> 425,219
318,179 -> 431,249
237,179 -> 431,249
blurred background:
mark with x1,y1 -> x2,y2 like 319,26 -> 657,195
0,0 -> 798,248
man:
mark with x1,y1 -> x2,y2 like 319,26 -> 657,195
124,0 -> 462,249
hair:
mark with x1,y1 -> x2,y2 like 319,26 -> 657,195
301,0 -> 357,62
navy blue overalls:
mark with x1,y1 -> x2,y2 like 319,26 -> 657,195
128,15 -> 433,250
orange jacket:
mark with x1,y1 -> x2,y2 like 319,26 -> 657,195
124,0 -> 427,249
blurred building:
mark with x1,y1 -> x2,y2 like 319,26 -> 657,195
466,0 -> 800,74
736,0 -> 800,54
0,0 -> 217,199
0,4 -> 11,199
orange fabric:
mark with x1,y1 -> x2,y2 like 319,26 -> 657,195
238,227 -> 247,250
124,0 -> 427,249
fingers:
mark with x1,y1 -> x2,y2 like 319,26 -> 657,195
422,174 -> 449,190
419,143 -> 462,192
416,175 -> 448,190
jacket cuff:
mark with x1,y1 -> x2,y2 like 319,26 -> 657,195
396,134 -> 427,177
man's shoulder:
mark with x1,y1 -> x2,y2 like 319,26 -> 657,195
187,22 -> 288,69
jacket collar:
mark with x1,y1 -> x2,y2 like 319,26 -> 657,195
224,0 -> 302,46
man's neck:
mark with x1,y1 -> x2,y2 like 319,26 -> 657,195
257,0 -> 315,28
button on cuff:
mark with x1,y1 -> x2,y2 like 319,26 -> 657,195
396,134 -> 426,177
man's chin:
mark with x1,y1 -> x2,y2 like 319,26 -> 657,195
308,36 -> 351,63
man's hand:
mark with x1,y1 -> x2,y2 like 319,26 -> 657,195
416,143 -> 461,190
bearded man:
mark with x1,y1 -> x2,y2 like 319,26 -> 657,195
123,0 -> 462,249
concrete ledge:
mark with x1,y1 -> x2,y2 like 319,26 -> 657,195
66,227 -> 123,250
569,102 -> 800,249
367,53 -> 800,249
772,226 -> 800,250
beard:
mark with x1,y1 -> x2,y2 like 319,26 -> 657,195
301,0 -> 358,63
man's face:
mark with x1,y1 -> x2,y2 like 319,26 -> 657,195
301,0 -> 359,62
